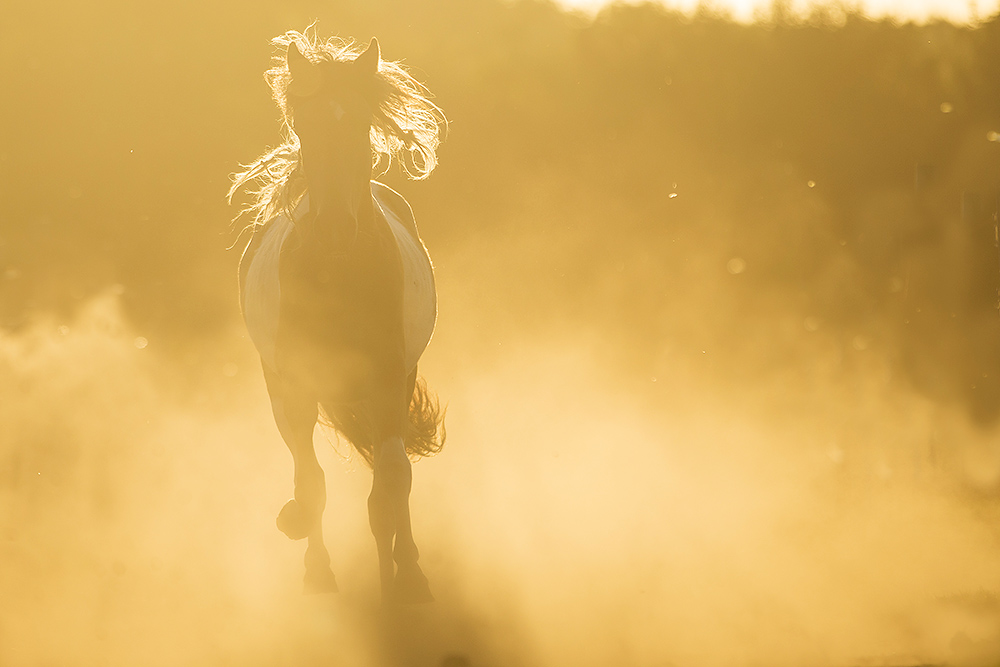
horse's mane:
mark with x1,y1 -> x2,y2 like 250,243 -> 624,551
228,27 -> 447,233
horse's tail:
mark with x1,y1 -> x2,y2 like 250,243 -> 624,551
318,375 -> 445,468
405,375 -> 446,459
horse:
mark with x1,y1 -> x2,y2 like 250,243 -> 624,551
229,30 -> 447,603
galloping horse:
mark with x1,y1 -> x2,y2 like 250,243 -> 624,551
229,31 -> 446,603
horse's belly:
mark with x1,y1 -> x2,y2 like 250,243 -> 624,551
380,204 -> 437,373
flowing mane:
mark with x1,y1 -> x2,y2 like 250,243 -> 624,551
228,28 -> 447,231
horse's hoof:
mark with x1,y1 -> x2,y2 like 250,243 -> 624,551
303,567 -> 338,595
276,499 -> 312,540
393,565 -> 434,604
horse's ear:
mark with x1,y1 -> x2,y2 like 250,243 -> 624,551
354,38 -> 380,76
286,42 -> 322,97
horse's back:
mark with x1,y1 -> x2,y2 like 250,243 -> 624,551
239,185 -> 436,375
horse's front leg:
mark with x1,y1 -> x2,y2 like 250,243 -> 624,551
263,366 -> 337,594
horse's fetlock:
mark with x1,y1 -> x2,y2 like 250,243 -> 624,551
304,543 -> 331,571
393,540 -> 419,564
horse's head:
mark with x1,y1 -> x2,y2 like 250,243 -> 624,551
285,39 -> 381,214
228,30 -> 446,233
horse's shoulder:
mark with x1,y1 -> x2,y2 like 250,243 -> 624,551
238,214 -> 294,305
238,223 -> 266,298
371,181 -> 420,239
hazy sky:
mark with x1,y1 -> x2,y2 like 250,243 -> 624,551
556,0 -> 998,22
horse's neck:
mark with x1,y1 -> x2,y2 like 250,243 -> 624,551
301,144 -> 373,224
298,181 -> 376,246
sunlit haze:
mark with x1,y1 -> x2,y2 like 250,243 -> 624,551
4,0 -> 1000,666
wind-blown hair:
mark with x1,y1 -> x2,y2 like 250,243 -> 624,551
228,28 -> 447,231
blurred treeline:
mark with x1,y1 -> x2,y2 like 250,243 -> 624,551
2,0 -> 1000,422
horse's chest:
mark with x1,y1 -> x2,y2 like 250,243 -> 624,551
280,239 -> 404,347
241,204 -> 436,377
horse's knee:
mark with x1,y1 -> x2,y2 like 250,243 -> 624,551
279,461 -> 326,540
295,461 -> 326,507
277,498 -> 313,540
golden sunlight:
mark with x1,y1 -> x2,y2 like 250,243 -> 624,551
558,0 -> 1000,22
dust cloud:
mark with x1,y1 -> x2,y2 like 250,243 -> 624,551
0,292 -> 522,667
3,263 -> 1000,667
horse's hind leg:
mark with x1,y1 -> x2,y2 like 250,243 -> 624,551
264,367 -> 337,594
368,370 -> 433,604
369,435 -> 432,604
368,441 -> 398,604
395,370 -> 435,601
391,437 -> 434,602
